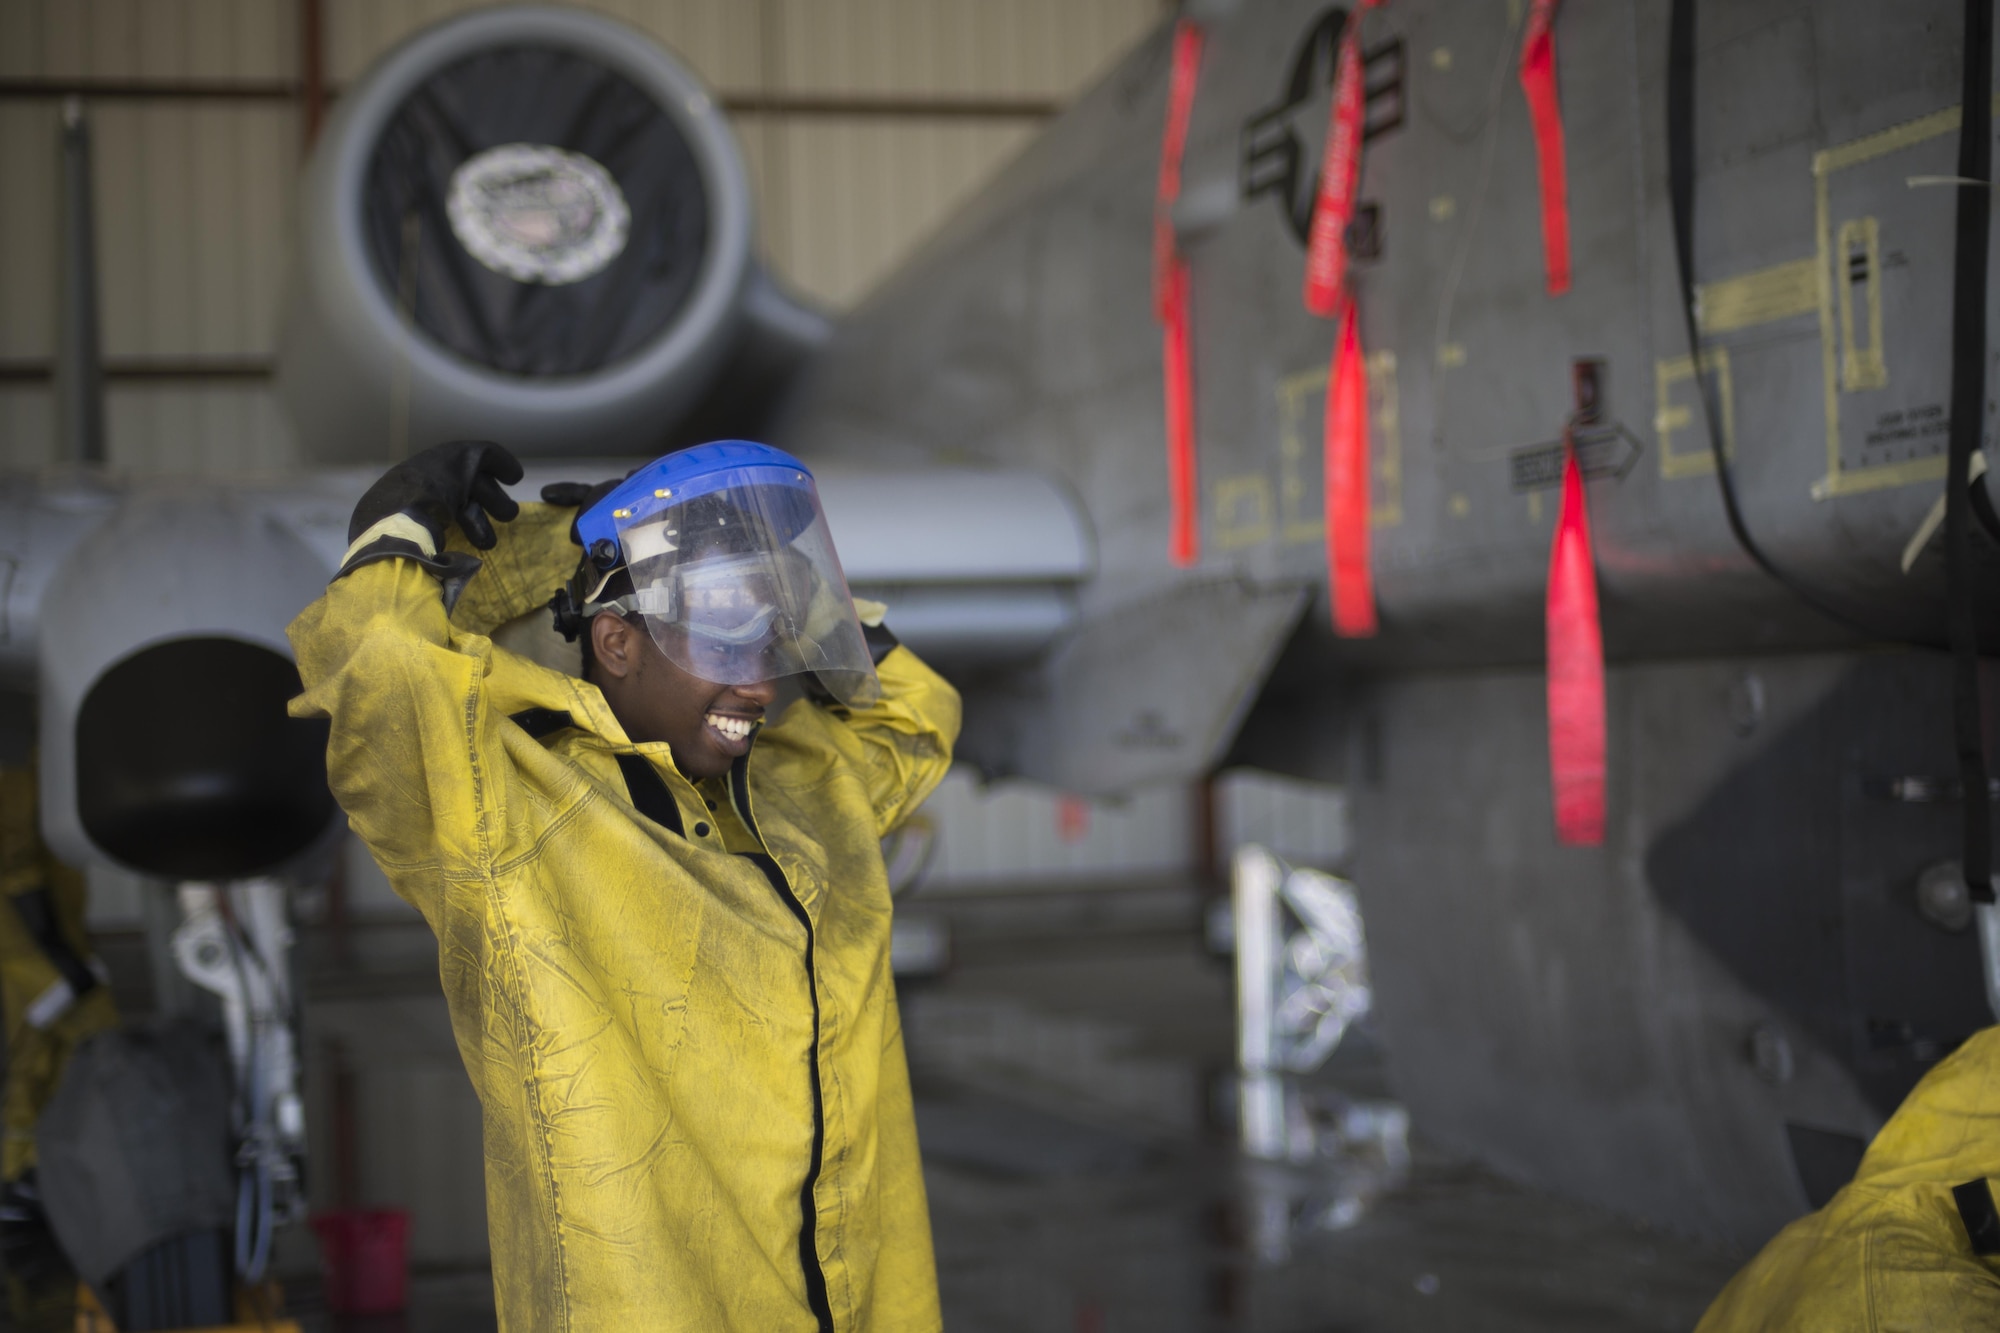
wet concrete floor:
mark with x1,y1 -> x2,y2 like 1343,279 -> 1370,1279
302,888 -> 1750,1332
900,902 -> 1747,1333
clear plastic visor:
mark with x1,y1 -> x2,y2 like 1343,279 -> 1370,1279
613,470 -> 879,706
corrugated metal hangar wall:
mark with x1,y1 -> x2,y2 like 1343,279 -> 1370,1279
0,0 -> 1159,471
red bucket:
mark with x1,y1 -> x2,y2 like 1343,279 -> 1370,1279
310,1208 -> 411,1315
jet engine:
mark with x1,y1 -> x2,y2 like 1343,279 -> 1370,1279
278,5 -> 818,462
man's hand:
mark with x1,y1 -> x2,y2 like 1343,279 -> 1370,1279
337,441 -> 524,607
539,476 -> 626,545
349,440 -> 524,551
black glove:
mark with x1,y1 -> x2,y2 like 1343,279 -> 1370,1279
340,441 -> 523,608
348,439 -> 523,549
540,476 -> 626,546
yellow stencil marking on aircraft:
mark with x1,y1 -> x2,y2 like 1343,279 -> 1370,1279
1367,350 -> 1404,528
1672,100 -> 1995,498
1836,217 -> 1887,391
1695,258 -> 1817,334
1811,454 -> 1947,499
1280,364 -> 1328,540
1804,96 -> 1997,498
1213,473 -> 1275,550
1276,356 -> 1404,544
1655,348 -> 1735,480
1813,103 -> 1977,177
1277,367 -> 1326,544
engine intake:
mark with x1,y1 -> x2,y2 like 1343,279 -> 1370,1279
279,6 -> 756,460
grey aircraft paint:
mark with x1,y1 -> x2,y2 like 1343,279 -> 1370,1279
773,0 -> 2000,1247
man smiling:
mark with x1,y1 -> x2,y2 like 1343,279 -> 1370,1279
289,439 -> 959,1331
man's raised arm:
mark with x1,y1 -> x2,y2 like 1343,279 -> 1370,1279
285,441 -> 529,899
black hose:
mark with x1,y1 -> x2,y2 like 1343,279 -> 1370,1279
1665,0 -> 1927,646
1945,0 -> 1994,902
1975,470 -> 2000,550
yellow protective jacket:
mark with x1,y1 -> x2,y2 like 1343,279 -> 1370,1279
1696,1026 -> 2000,1331
287,504 -> 959,1332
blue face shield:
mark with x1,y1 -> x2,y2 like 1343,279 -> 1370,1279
575,441 -> 880,706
